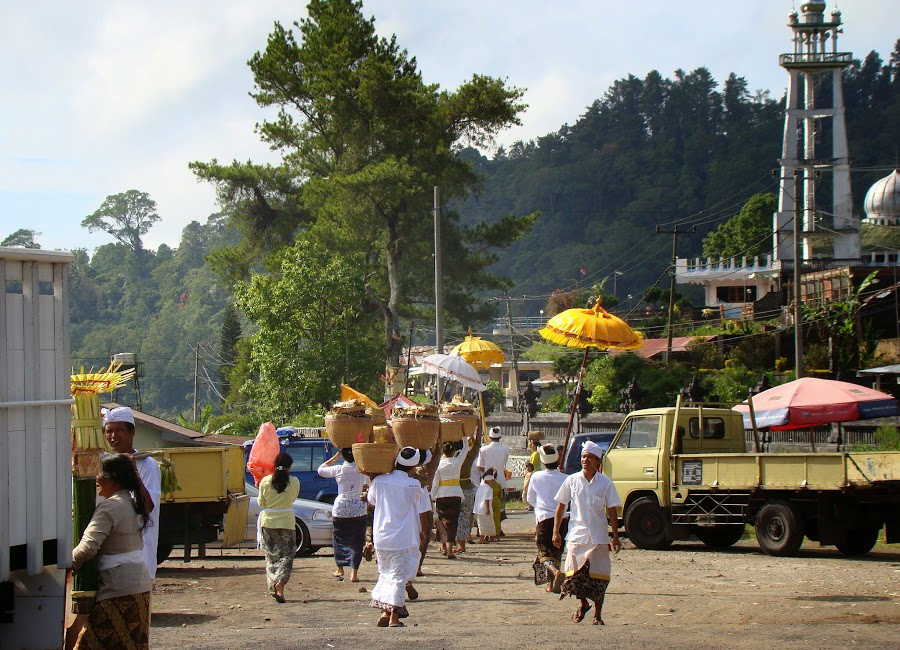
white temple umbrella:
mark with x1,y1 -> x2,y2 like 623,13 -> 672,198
421,353 -> 487,392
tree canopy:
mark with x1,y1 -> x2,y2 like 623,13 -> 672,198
82,190 -> 160,253
702,192 -> 777,259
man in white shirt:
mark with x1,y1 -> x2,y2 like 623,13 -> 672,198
367,447 -> 432,628
476,427 -> 510,535
552,440 -> 621,626
103,407 -> 161,580
526,444 -> 569,593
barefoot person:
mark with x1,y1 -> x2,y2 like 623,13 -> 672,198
526,444 -> 569,593
473,469 -> 497,542
368,447 -> 432,628
431,436 -> 469,559
476,427 -> 510,535
318,448 -> 369,582
552,441 -> 621,625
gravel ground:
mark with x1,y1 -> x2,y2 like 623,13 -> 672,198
149,508 -> 900,649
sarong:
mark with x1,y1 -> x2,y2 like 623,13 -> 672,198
560,542 -> 611,602
74,591 -> 151,650
476,513 -> 495,536
434,496 -> 461,543
332,515 -> 367,569
370,547 -> 420,617
532,517 -> 568,585
261,527 -> 296,590
456,487 -> 476,541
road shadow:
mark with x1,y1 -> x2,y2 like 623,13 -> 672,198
156,566 -> 262,578
152,612 -> 218,627
793,594 -> 891,603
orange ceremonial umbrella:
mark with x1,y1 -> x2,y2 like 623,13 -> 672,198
539,298 -> 643,458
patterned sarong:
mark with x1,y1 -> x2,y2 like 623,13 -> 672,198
456,487 -> 476,541
371,547 -> 420,617
74,591 -> 151,649
560,542 -> 611,602
261,527 -> 296,590
332,515 -> 367,569
434,496 -> 461,543
532,517 -> 568,585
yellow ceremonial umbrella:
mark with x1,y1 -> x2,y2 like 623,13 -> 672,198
539,299 -> 642,458
449,328 -> 504,440
450,328 -> 505,369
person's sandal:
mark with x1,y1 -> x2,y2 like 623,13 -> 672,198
405,583 -> 419,601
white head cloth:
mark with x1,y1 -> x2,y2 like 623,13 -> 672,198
103,406 -> 135,425
397,446 -> 420,467
422,448 -> 433,465
538,444 -> 559,464
488,426 -> 502,439
582,440 -> 604,460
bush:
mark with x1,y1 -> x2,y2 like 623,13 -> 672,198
874,425 -> 900,451
542,392 -> 569,413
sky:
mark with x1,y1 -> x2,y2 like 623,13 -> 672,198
2,1 -> 897,253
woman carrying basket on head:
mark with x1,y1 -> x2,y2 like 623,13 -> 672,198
430,435 -> 470,559
318,448 -> 369,582
257,452 -> 300,603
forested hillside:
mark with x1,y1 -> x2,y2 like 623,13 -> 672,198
9,38 -> 896,426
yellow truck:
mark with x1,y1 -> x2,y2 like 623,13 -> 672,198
604,398 -> 900,556
146,446 -> 249,563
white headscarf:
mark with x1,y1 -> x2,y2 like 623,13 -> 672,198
103,406 -> 135,425
538,444 -> 559,464
396,446 -> 420,467
488,426 -> 502,439
582,440 -> 604,460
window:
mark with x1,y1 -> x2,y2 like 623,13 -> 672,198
286,446 -> 313,471
613,416 -> 660,449
688,417 -> 726,439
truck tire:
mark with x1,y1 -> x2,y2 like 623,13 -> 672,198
624,497 -> 672,550
294,519 -> 313,557
835,526 -> 879,556
755,501 -> 804,556
695,525 -> 744,549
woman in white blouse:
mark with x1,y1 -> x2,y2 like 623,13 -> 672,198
318,448 -> 369,582
430,436 -> 470,559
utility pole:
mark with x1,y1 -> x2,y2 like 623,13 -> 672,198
656,225 -> 696,365
505,297 -> 520,412
793,168 -> 805,378
193,342 -> 200,423
434,186 -> 444,399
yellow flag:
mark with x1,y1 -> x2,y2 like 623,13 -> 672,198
340,384 -> 378,409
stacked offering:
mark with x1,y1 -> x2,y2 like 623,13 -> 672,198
441,399 -> 479,437
324,399 -> 374,448
391,403 -> 441,449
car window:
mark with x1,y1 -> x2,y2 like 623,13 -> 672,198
688,417 -> 726,439
613,416 -> 660,449
286,446 -> 313,471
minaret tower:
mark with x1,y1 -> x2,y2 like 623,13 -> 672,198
774,1 -> 858,261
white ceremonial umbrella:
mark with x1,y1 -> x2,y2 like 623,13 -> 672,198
421,353 -> 487,392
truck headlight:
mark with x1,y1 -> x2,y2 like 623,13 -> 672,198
312,509 -> 332,522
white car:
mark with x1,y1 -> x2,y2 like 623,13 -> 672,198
243,482 -> 334,557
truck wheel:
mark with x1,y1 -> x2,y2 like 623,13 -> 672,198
156,542 -> 174,565
294,519 -> 313,557
625,497 -> 672,550
835,526 -> 879,556
695,526 -> 744,549
755,501 -> 804,556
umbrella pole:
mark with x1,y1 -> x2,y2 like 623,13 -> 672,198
561,348 -> 590,462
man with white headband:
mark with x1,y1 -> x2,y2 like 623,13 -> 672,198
526,444 -> 569,593
102,406 -> 161,581
552,439 -> 621,626
366,446 -> 432,628
476,426 -> 510,536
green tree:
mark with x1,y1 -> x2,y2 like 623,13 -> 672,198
702,192 -> 776,259
82,190 -> 160,253
2,229 -> 40,248
235,237 -> 381,419
191,0 -> 535,370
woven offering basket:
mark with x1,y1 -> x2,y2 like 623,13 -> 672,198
445,412 -> 478,437
372,425 -> 395,445
352,443 -> 397,474
325,414 -> 373,448
391,416 -> 440,449
439,418 -> 465,442
527,430 -> 545,442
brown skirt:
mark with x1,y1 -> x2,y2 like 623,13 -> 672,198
74,591 -> 151,650
435,496 -> 461,543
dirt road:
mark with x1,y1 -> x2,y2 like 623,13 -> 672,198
150,509 -> 900,649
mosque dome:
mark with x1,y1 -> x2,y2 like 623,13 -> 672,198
799,1 -> 826,24
863,170 -> 900,226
